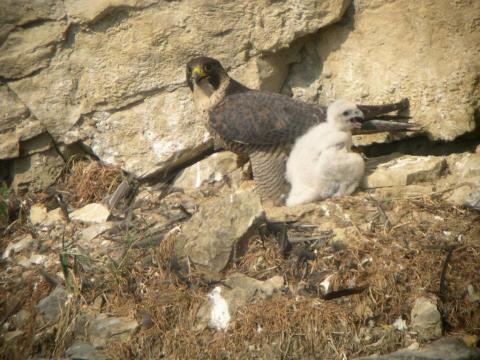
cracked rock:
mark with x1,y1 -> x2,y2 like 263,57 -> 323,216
410,296 -> 442,341
174,190 -> 265,272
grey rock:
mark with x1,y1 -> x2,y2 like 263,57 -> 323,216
175,190 -> 265,272
195,273 -> 284,331
13,309 -> 31,328
410,296 -> 442,341
2,233 -> 34,258
10,147 -> 65,193
87,314 -> 139,348
65,341 -> 103,360
355,337 -> 480,360
0,84 -> 44,160
36,286 -> 68,324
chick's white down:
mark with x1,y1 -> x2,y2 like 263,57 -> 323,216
286,99 -> 365,206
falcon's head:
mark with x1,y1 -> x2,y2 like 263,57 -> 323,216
327,99 -> 364,131
186,56 -> 229,95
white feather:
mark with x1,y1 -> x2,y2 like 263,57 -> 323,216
208,287 -> 230,331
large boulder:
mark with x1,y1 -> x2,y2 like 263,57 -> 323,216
2,0 -> 350,178
283,0 -> 480,141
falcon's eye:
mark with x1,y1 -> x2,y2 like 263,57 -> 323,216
204,63 -> 213,72
342,110 -> 350,116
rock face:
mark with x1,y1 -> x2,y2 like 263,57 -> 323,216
174,190 -> 264,273
283,0 -> 480,141
1,0 -> 350,179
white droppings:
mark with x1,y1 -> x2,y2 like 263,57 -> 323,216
392,317 -> 408,331
319,274 -> 334,294
208,287 -> 230,331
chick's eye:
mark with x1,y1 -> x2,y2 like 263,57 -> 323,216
342,110 -> 349,116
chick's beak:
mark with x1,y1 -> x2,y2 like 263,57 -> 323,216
350,111 -> 364,129
192,66 -> 207,83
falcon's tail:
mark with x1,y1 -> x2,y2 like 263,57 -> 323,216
250,148 -> 290,206
357,98 -> 409,120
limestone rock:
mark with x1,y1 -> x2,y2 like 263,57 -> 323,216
81,222 -> 115,242
6,0 -> 349,177
410,296 -> 443,341
43,208 -> 66,226
0,84 -> 44,160
355,337 -> 480,360
10,148 -> 65,193
87,314 -> 139,348
173,152 -> 240,190
175,190 -> 264,272
364,155 -> 447,188
2,233 -> 33,258
30,204 -> 48,225
70,203 -> 110,224
0,21 -> 66,79
283,0 -> 480,141
196,273 -> 284,331
36,286 -> 68,324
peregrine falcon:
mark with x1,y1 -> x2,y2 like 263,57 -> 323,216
286,99 -> 365,206
186,56 -> 411,204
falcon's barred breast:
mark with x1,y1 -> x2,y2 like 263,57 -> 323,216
186,56 -> 411,204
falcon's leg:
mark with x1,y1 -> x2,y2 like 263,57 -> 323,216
250,148 -> 290,206
357,98 -> 409,120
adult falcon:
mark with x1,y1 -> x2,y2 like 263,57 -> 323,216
186,56 -> 412,204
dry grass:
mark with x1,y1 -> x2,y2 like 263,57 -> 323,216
58,157 -> 122,207
1,167 -> 479,360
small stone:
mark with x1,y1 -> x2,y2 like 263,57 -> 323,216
4,330 -> 24,342
410,296 -> 442,341
70,203 -> 110,224
3,234 -> 34,258
87,314 -> 139,348
467,284 -> 480,303
173,152 -> 240,189
29,253 -> 47,265
36,286 -> 68,324
364,155 -> 447,188
43,208 -> 66,226
81,222 -> 114,242
30,204 -> 47,225
13,309 -> 31,328
65,341 -> 102,360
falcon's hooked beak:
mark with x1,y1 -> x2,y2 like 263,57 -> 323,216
191,65 -> 207,84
